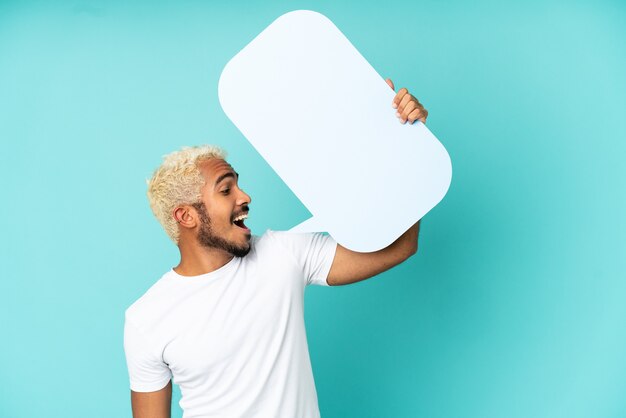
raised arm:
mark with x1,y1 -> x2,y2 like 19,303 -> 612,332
327,221 -> 419,286
327,79 -> 427,286
131,381 -> 172,418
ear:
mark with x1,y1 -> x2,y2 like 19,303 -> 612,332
173,206 -> 197,230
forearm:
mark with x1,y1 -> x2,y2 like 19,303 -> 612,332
327,220 -> 420,286
389,220 -> 420,261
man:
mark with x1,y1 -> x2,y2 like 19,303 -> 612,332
124,79 -> 428,418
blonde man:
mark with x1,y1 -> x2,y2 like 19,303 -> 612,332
124,79 -> 427,418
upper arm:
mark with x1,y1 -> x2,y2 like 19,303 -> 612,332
269,230 -> 338,286
131,380 -> 172,418
326,222 -> 419,286
124,318 -> 173,392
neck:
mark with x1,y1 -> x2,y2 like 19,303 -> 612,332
173,238 -> 234,277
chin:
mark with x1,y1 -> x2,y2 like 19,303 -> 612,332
231,243 -> 251,258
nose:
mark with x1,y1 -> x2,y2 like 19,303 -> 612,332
237,188 -> 251,206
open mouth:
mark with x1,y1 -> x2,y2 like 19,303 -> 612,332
232,212 -> 250,231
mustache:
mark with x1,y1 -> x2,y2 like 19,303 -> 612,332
231,204 -> 250,221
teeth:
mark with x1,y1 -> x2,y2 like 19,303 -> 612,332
233,213 -> 248,222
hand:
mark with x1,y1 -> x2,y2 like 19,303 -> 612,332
386,78 -> 428,125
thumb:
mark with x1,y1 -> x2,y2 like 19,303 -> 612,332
385,78 -> 395,90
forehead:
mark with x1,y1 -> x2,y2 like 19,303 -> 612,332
198,158 -> 236,182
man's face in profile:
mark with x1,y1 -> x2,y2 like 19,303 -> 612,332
194,158 -> 252,257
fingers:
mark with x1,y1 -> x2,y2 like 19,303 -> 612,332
398,94 -> 428,124
397,93 -> 413,114
392,88 -> 408,109
407,108 -> 428,124
391,83 -> 429,124
385,78 -> 395,90
400,100 -> 417,122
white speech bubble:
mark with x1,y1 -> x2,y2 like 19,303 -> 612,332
218,10 -> 452,252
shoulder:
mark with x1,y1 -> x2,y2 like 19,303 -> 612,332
249,229 -> 290,252
254,229 -> 333,247
252,229 -> 322,255
125,271 -> 176,329
253,229 -> 337,266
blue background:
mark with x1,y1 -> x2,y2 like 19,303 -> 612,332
1,1 -> 625,417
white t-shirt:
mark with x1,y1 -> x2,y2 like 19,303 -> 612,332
124,230 -> 338,418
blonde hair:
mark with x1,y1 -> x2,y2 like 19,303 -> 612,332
147,145 -> 227,243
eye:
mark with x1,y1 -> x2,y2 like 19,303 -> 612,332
221,188 -> 230,195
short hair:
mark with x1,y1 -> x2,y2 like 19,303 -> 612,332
147,145 -> 226,243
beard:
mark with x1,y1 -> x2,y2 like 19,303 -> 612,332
193,202 -> 251,257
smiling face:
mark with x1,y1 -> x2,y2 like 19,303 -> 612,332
194,158 -> 252,257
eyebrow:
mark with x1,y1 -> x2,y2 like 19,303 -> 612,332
214,171 -> 239,187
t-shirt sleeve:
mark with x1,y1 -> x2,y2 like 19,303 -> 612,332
270,231 -> 338,286
123,316 -> 172,392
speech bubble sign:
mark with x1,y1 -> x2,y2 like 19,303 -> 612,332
218,10 -> 452,252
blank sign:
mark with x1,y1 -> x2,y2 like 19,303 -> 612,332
219,10 -> 452,252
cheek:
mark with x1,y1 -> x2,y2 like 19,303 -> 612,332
219,206 -> 234,225
201,204 -> 232,227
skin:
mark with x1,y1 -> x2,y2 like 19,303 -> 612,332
172,157 -> 252,276
131,381 -> 172,418
130,78 -> 428,418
